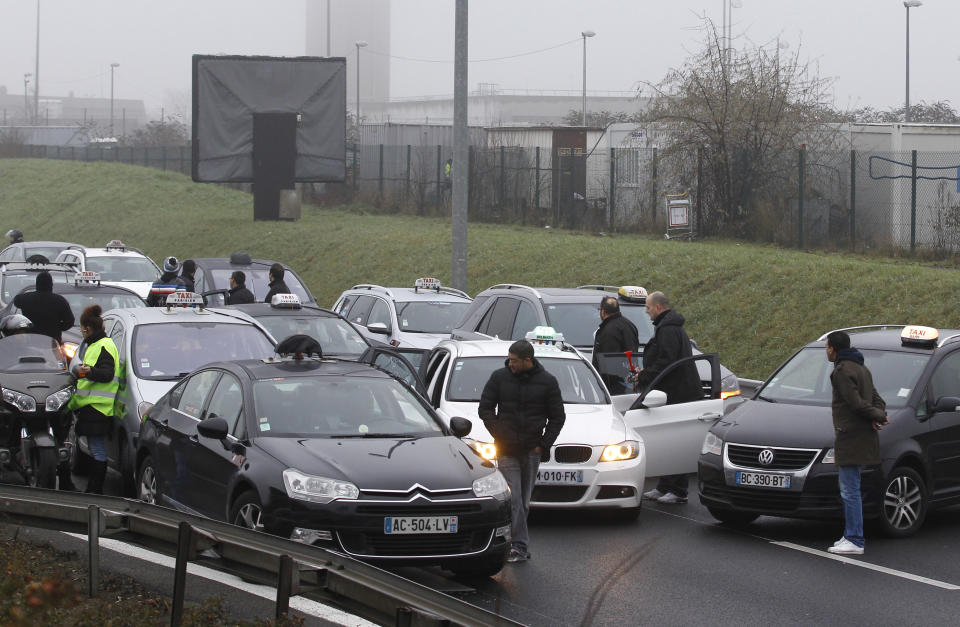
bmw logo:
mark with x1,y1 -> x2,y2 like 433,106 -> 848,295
758,449 -> 775,466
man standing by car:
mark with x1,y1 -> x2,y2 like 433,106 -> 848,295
825,330 -> 888,555
227,271 -> 255,305
14,271 -> 74,343
179,259 -> 197,293
264,263 -> 291,303
479,339 -> 565,563
634,291 -> 702,504
592,296 -> 640,394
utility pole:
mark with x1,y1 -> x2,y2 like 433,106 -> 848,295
34,0 -> 40,122
451,0 -> 468,291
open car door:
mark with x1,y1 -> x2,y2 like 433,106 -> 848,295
621,354 -> 723,477
359,347 -> 427,398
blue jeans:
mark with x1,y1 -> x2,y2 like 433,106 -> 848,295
498,450 -> 540,554
87,435 -> 107,462
838,464 -> 865,548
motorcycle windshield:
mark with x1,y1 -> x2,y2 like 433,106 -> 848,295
0,334 -> 66,372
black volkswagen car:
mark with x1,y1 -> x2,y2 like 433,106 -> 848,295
135,348 -> 511,577
699,325 -> 960,537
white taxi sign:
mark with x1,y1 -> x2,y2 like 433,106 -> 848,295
414,277 -> 442,291
526,326 -> 566,345
104,239 -> 126,251
270,293 -> 302,309
619,285 -> 647,302
74,271 -> 101,285
165,291 -> 204,308
901,325 -> 938,347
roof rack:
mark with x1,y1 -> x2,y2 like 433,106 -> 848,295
435,286 -> 470,299
576,284 -> 618,292
938,334 -> 960,349
487,284 -> 542,299
816,325 -> 906,341
350,284 -> 395,298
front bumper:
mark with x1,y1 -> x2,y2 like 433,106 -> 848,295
530,444 -> 645,510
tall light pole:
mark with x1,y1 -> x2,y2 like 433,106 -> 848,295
34,0 -> 40,123
904,0 -> 922,123
581,30 -> 595,126
355,40 -> 367,131
109,62 -> 119,136
23,73 -> 31,123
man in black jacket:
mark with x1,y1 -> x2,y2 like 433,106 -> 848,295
227,271 -> 255,305
478,340 -> 565,563
179,259 -> 196,293
592,296 -> 640,394
634,291 -> 702,504
263,263 -> 292,303
14,271 -> 74,343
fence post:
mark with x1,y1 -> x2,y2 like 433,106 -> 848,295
608,147 -> 615,230
378,143 -> 384,203
696,146 -> 704,235
468,144 -> 474,211
435,145 -> 442,210
911,149 -> 917,253
535,146 -> 541,212
352,144 -> 358,193
405,144 -> 411,204
650,148 -> 658,221
500,145 -> 506,209
849,150 -> 856,250
162,146 -> 167,171
798,147 -> 805,249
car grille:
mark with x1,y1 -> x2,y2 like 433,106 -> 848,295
354,503 -> 483,516
701,484 -> 839,512
532,486 -> 588,502
337,528 -> 492,557
727,444 -> 819,470
554,445 -> 592,464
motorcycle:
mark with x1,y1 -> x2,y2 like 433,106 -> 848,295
0,333 -> 74,488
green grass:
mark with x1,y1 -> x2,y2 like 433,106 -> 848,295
2,158 -> 959,380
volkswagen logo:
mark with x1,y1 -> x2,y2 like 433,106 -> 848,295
758,449 -> 775,466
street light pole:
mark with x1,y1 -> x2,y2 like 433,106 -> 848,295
581,30 -> 595,126
23,73 -> 31,124
355,40 -> 367,131
904,0 -> 922,123
109,62 -> 120,136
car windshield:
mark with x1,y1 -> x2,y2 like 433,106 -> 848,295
24,246 -> 67,262
85,256 -> 160,282
59,291 -> 145,320
395,301 -> 470,333
252,376 -> 443,437
447,355 -> 608,404
132,322 -> 274,379
2,273 -> 68,303
758,346 -> 929,409
0,334 -> 65,372
210,268 -> 311,303
254,314 -> 369,357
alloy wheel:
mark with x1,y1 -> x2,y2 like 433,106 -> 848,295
883,473 -> 923,530
234,503 -> 264,531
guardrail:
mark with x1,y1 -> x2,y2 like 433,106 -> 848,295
0,484 -> 520,627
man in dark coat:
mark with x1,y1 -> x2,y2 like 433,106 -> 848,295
14,271 -> 74,343
478,339 -> 565,563
179,259 -> 196,293
592,296 -> 640,394
634,291 -> 702,504
146,256 -> 187,307
227,270 -> 255,305
263,263 -> 291,303
825,330 -> 888,555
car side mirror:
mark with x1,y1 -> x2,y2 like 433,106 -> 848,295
932,396 -> 960,414
642,390 -> 668,408
367,322 -> 391,335
197,416 -> 229,440
449,416 -> 472,438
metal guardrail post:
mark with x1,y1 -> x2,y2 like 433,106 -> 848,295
171,521 -> 192,627
276,554 -> 294,619
87,505 -> 100,598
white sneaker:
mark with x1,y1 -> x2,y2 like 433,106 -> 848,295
642,488 -> 665,501
827,538 -> 864,555
656,492 -> 688,504
831,537 -> 846,548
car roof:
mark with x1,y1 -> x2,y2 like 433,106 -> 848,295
1,263 -> 76,275
477,284 -> 643,304
6,241 -> 76,249
807,326 -> 960,353
70,247 -> 152,259
105,306 -> 263,326
22,282 -> 144,298
211,357 -> 396,380
193,257 -> 296,270
343,284 -> 471,302
438,338 -> 584,360
227,303 -> 341,318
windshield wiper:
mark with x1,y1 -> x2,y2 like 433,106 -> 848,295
330,433 -> 416,439
757,394 -> 777,403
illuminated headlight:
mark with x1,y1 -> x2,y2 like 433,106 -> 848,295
600,440 -> 640,462
822,448 -> 835,464
62,342 -> 79,360
472,470 -> 510,499
701,432 -> 723,456
44,387 -> 73,412
464,438 -> 497,461
282,468 -> 359,503
720,373 -> 741,400
2,388 -> 36,413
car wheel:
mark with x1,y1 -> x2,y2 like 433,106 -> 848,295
230,490 -> 265,532
879,466 -> 927,538
450,554 -> 506,579
30,447 -> 57,489
137,455 -> 159,505
707,506 -> 759,527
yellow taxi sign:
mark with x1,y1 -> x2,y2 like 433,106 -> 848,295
618,285 -> 647,302
901,325 -> 938,347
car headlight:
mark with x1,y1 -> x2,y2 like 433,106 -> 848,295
720,373 -> 741,400
464,438 -> 497,461
62,342 -> 79,360
822,448 -> 835,464
472,470 -> 510,499
282,468 -> 359,504
701,432 -> 723,456
600,440 -> 640,462
2,388 -> 36,413
44,386 -> 73,412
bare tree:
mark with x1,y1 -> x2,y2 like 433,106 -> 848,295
641,21 -> 838,237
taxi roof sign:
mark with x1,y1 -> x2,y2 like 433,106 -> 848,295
74,271 -> 101,285
618,285 -> 647,302
901,325 -> 939,347
270,293 -> 302,309
165,291 -> 204,308
526,326 -> 566,345
414,277 -> 442,292
104,239 -> 126,251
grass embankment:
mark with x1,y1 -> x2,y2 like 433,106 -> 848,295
1,158 -> 959,380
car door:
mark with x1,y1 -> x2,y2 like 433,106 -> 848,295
621,354 -> 723,477
480,297 -> 521,340
366,297 -> 394,339
360,346 -> 426,396
190,372 -> 246,519
920,349 -> 960,498
345,295 -> 374,327
509,299 -> 540,341
423,349 -> 453,410
165,369 -> 221,512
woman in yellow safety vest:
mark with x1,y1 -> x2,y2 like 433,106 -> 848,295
67,305 -> 120,494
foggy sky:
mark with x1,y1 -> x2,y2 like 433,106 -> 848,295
0,0 -> 957,118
